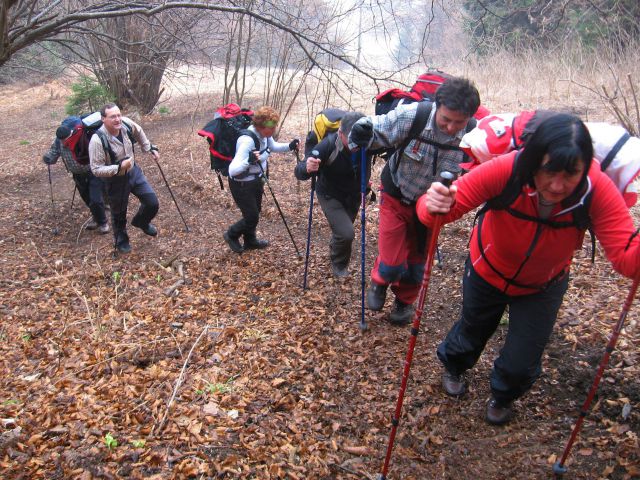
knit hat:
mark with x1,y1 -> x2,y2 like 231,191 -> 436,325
56,125 -> 72,140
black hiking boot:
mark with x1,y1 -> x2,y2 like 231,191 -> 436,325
441,370 -> 467,397
244,236 -> 269,249
388,299 -> 415,326
485,397 -> 514,425
366,282 -> 387,311
131,218 -> 158,237
224,231 -> 244,253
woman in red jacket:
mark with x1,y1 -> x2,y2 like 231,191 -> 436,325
416,113 -> 640,425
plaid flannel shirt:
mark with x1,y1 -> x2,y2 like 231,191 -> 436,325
370,102 -> 466,202
44,138 -> 90,175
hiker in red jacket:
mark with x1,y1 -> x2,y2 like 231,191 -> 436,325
416,113 -> 640,425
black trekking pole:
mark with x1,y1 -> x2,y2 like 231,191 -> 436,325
302,150 -> 320,290
70,184 -> 77,211
553,272 -> 640,477
379,171 -> 455,480
47,164 -> 59,235
151,156 -> 190,232
359,148 -> 368,332
257,161 -> 302,258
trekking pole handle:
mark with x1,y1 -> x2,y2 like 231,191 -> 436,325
439,171 -> 455,189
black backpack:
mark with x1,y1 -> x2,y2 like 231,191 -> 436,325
198,104 -> 262,189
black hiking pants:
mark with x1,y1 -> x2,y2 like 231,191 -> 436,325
106,164 -> 159,245
437,258 -> 568,405
227,177 -> 264,241
317,193 -> 360,270
73,172 -> 107,225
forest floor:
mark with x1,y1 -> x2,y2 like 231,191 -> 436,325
0,81 -> 638,480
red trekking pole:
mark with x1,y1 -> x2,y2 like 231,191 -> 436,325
379,171 -> 455,479
553,272 -> 640,476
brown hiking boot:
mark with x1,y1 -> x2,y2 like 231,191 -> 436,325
485,397 -> 513,425
441,371 -> 467,397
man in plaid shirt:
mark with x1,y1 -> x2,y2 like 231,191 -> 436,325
349,77 -> 480,325
43,127 -> 109,233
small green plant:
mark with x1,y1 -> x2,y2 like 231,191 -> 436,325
2,399 -> 19,406
21,333 -> 32,342
156,274 -> 162,283
65,75 -> 115,115
197,377 -> 236,395
19,140 -> 30,145
158,106 -> 170,114
131,439 -> 146,448
112,271 -> 122,284
104,433 -> 118,450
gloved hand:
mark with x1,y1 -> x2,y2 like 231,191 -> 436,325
289,139 -> 300,151
248,150 -> 261,165
348,118 -> 374,150
43,154 -> 56,165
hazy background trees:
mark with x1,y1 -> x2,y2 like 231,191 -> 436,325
1,0 -> 639,122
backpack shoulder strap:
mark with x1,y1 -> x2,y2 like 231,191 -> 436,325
94,129 -> 118,165
240,129 -> 261,152
600,131 -> 630,171
390,101 -> 432,174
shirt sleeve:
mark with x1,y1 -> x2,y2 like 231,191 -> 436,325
369,103 -> 417,150
267,137 -> 290,154
125,118 -> 152,153
589,168 -> 640,279
228,135 -> 259,178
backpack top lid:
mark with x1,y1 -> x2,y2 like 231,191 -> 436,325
215,103 -> 254,120
410,70 -> 453,99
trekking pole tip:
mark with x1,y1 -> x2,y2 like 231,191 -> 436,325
359,321 -> 368,332
552,461 -> 567,476
52,227 -> 59,235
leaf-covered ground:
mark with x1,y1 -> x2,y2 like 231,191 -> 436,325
0,82 -> 638,479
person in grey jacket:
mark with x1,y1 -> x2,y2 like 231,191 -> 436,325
89,103 -> 159,254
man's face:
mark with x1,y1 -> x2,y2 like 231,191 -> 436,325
434,105 -> 470,136
102,106 -> 122,133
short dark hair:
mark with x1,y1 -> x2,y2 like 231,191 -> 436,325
339,111 -> 365,134
516,113 -> 593,190
100,103 -> 119,117
434,77 -> 480,118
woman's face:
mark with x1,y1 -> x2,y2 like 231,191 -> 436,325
533,154 -> 585,203
255,124 -> 276,137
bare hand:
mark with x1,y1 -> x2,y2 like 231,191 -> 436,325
306,157 -> 320,174
426,182 -> 457,214
120,157 -> 133,174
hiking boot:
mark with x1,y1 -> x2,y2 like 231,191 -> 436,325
116,239 -> 132,254
98,223 -> 110,234
366,282 -> 387,311
131,218 -> 158,237
86,219 -> 98,230
331,263 -> 349,278
224,232 -> 244,253
485,397 -> 514,425
244,237 -> 269,249
388,300 -> 415,326
441,371 -> 467,397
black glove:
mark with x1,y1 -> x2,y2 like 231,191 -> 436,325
43,154 -> 56,165
348,118 -> 374,150
289,139 -> 300,151
248,150 -> 260,165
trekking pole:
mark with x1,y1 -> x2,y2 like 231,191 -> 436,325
47,164 -> 59,235
151,156 -> 190,232
70,184 -> 77,211
359,148 -> 368,332
302,150 -> 320,290
553,272 -> 640,477
257,162 -> 302,258
379,171 -> 455,480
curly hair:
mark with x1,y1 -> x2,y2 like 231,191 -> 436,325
253,106 -> 280,128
